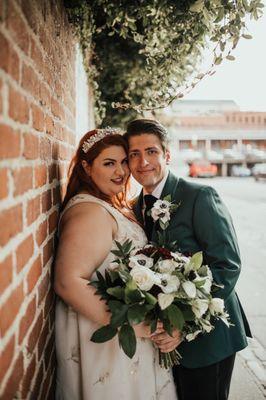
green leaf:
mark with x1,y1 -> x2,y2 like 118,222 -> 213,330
128,305 -> 147,325
110,304 -> 128,327
108,300 -> 123,312
242,34 -> 253,39
91,325 -> 117,343
189,252 -> 203,271
144,292 -> 158,305
118,324 -> 136,358
226,55 -> 235,61
107,286 -> 124,299
167,304 -> 185,330
125,288 -> 144,304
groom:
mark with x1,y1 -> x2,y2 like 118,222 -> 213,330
124,119 -> 251,400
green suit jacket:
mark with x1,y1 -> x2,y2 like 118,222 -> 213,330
133,172 -> 251,368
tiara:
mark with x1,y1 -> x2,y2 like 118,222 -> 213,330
82,127 -> 120,153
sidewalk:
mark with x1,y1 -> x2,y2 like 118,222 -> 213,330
230,339 -> 266,399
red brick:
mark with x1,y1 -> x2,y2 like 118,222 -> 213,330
41,190 -> 52,213
43,238 -> 53,266
44,289 -> 55,316
40,84 -> 51,109
22,63 -> 39,99
0,32 -> 20,81
19,296 -> 36,344
0,282 -> 24,336
21,353 -> 36,398
37,320 -> 49,361
0,254 -> 13,294
48,210 -> 58,234
9,87 -> 29,124
53,185 -> 62,206
23,132 -> 39,160
37,272 -> 49,306
7,1 -> 30,54
49,164 -> 58,184
0,78 -> 3,114
1,351 -> 24,400
26,195 -> 40,225
27,312 -> 43,355
32,104 -> 44,132
45,114 -> 54,135
44,332 -> 55,370
0,204 -> 23,246
27,256 -> 42,294
39,136 -> 52,160
0,124 -> 21,159
34,164 -> 47,188
51,98 -> 61,119
16,234 -> 34,273
13,166 -> 33,196
21,0 -> 39,34
30,38 -> 43,73
36,220 -> 48,247
0,335 -> 15,383
0,168 -> 9,199
31,362 -> 44,399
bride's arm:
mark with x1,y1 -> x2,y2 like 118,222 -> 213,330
54,202 -> 116,326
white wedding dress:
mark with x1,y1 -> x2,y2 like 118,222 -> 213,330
55,193 -> 177,400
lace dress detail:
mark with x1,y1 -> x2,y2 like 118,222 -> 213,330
55,194 -> 177,400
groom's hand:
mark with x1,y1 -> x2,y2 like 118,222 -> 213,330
151,324 -> 182,353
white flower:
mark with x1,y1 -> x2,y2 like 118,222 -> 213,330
158,273 -> 180,294
157,259 -> 177,274
209,298 -> 225,316
182,281 -> 197,298
108,261 -> 120,271
202,278 -> 212,294
129,254 -> 153,269
199,319 -> 213,333
186,330 -> 202,341
191,299 -> 209,318
130,266 -> 157,291
151,200 -> 171,224
158,293 -> 175,310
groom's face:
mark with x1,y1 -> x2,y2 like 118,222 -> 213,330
128,133 -> 170,193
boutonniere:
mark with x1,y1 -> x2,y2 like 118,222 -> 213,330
149,195 -> 181,230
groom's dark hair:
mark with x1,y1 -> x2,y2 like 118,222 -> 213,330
124,119 -> 170,152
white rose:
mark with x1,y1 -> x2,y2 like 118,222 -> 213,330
191,299 -> 209,318
186,330 -> 202,342
182,281 -> 197,298
129,254 -> 153,269
151,200 -> 171,223
209,298 -> 225,315
158,293 -> 175,310
157,259 -> 177,274
158,273 -> 180,294
130,266 -> 156,291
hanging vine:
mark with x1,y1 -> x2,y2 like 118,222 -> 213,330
64,0 -> 264,127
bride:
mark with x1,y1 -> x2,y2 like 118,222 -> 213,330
54,128 -> 178,399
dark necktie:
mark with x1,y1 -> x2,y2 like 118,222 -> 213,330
144,194 -> 157,241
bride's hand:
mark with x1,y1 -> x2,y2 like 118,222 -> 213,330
133,321 -> 164,339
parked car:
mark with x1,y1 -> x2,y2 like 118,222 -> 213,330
231,165 -> 251,177
252,163 -> 266,181
223,149 -> 245,160
189,160 -> 217,178
205,150 -> 224,162
179,149 -> 202,162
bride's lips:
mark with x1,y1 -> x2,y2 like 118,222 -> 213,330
111,177 -> 124,185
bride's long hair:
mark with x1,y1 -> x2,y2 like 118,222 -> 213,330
62,130 -> 130,210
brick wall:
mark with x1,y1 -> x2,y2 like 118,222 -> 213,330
0,1 -> 82,398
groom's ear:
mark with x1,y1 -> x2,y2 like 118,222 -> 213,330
165,149 -> 171,165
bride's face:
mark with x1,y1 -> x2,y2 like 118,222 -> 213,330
86,145 -> 129,197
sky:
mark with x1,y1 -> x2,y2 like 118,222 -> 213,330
186,3 -> 266,112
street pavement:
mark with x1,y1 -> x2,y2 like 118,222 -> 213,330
192,176 -> 266,399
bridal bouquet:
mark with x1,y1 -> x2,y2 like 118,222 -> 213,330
90,240 -> 231,368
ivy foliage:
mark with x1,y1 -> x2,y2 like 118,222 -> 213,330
64,0 -> 264,127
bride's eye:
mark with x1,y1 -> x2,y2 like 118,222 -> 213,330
104,161 -> 115,166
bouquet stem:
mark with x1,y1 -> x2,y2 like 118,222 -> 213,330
159,349 -> 182,369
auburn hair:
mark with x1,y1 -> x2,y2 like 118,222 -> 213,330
62,130 -> 130,211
